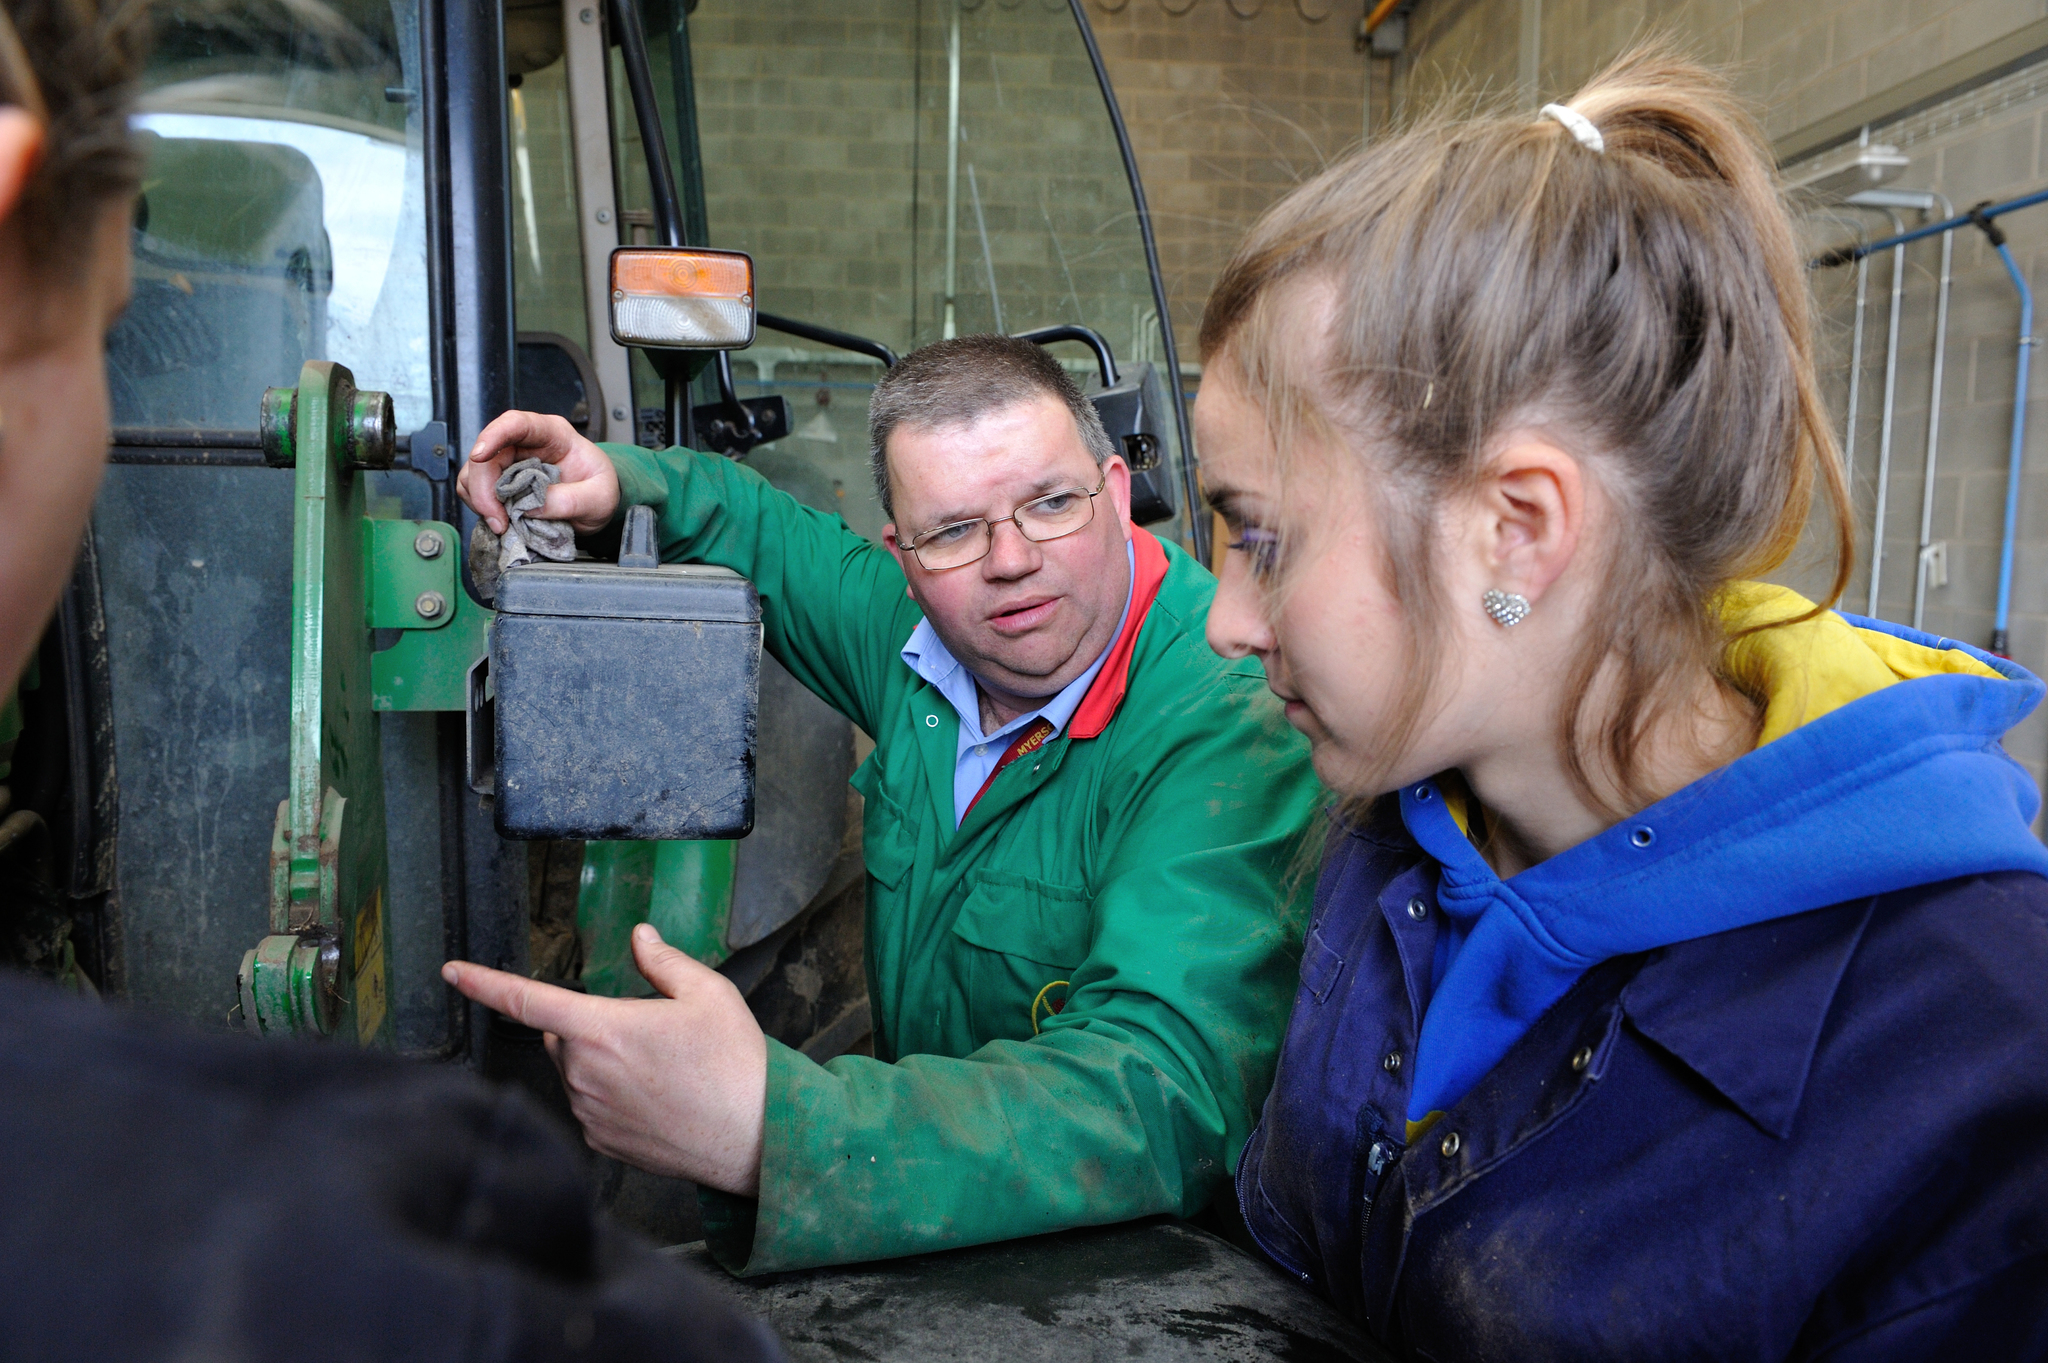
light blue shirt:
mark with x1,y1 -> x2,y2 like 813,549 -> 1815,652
900,541 -> 1136,826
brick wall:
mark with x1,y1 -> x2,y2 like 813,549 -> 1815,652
1402,0 -> 2047,145
1083,0 -> 1370,361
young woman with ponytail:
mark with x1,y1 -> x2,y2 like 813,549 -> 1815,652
1200,48 -> 2048,1358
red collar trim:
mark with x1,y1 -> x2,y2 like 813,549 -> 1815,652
1070,527 -> 1169,740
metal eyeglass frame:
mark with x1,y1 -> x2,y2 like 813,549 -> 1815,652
904,471 -> 1110,572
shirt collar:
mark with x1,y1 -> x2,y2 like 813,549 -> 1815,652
900,540 -> 1136,746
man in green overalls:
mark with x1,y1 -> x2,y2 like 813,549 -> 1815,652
446,336 -> 1320,1274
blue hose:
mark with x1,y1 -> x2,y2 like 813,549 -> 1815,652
1993,239 -> 2034,657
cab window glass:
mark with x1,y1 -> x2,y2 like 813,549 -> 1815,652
110,0 -> 432,432
670,0 -> 1187,546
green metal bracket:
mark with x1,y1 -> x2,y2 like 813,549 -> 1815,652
367,519 -> 457,631
369,523 -> 492,712
237,361 -> 395,1043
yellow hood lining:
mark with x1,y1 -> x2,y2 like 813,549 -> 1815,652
1719,583 -> 2001,748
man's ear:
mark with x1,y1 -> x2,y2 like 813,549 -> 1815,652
881,523 -> 922,603
0,109 -> 44,227
1102,455 -> 1133,539
1479,435 -> 1583,606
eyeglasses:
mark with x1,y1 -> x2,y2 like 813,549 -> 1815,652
901,472 -> 1108,572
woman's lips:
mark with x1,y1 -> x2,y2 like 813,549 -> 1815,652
987,596 -> 1059,635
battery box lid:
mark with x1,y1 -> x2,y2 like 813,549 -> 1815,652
494,561 -> 761,623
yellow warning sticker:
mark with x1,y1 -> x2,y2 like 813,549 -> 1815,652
353,887 -> 388,1045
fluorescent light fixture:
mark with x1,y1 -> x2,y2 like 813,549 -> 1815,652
1787,143 -> 1911,201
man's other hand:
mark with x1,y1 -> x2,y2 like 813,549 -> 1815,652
457,410 -> 622,536
441,924 -> 767,1196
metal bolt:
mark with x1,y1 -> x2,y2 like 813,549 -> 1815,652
596,208 -> 612,224
1382,1051 -> 1402,1073
415,591 -> 446,620
579,5 -> 594,20
1439,1131 -> 1461,1158
1406,897 -> 1428,921
413,529 -> 444,559
612,406 -> 628,422
1571,1045 -> 1594,1073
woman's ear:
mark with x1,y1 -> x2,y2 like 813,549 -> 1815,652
0,108 -> 45,226
1479,434 -> 1584,606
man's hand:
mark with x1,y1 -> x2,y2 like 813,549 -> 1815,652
441,924 -> 767,1196
457,410 -> 622,535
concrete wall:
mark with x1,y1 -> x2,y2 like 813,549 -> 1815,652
1402,0 -> 2046,145
1401,0 -> 2048,810
1084,1 -> 1371,360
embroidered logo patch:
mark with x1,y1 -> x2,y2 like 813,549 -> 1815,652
1031,979 -> 1071,1034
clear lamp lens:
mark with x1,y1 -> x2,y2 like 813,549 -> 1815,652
614,294 -> 753,348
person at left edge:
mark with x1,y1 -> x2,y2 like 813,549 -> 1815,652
444,335 -> 1322,1275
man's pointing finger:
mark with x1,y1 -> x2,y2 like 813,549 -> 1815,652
441,960 -> 594,1037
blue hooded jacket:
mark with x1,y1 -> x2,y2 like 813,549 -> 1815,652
1402,586 -> 2048,1123
1235,587 -> 2048,1359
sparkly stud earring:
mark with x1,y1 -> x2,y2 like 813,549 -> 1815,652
1482,588 -> 1530,628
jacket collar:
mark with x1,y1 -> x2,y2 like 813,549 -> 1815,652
1620,895 -> 1876,1139
1069,527 -> 1169,740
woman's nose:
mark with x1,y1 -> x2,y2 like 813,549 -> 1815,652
1206,555 -> 1274,660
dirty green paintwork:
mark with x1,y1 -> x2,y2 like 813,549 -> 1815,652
369,523 -> 491,712
607,443 -> 1323,1276
365,519 -> 456,631
577,838 -> 737,993
236,361 -> 395,1044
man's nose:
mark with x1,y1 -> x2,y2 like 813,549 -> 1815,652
981,518 -> 1041,579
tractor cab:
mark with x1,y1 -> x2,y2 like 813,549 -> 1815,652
1,0 -> 1376,1355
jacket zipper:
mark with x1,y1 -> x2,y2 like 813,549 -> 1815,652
1358,1138 -> 1400,1272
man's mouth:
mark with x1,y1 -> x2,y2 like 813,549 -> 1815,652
987,595 -> 1060,635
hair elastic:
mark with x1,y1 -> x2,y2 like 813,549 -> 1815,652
1538,102 -> 1604,154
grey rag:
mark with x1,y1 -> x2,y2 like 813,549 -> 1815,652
469,458 -> 576,603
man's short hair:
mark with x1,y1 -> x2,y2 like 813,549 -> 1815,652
867,334 -> 1118,523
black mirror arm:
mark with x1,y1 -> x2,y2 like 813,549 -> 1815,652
1011,324 -> 1119,389
757,313 -> 899,369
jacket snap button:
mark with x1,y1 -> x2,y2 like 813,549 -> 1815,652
1382,1051 -> 1402,1073
1571,1045 -> 1594,1073
1406,897 -> 1428,921
1439,1131 -> 1461,1157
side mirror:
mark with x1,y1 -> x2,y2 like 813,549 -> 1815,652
609,246 -> 757,350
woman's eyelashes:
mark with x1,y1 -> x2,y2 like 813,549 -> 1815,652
1228,526 -> 1283,578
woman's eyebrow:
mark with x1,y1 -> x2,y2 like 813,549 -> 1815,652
1204,485 -> 1244,519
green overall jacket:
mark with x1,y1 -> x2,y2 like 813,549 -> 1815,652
606,444 -> 1321,1274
